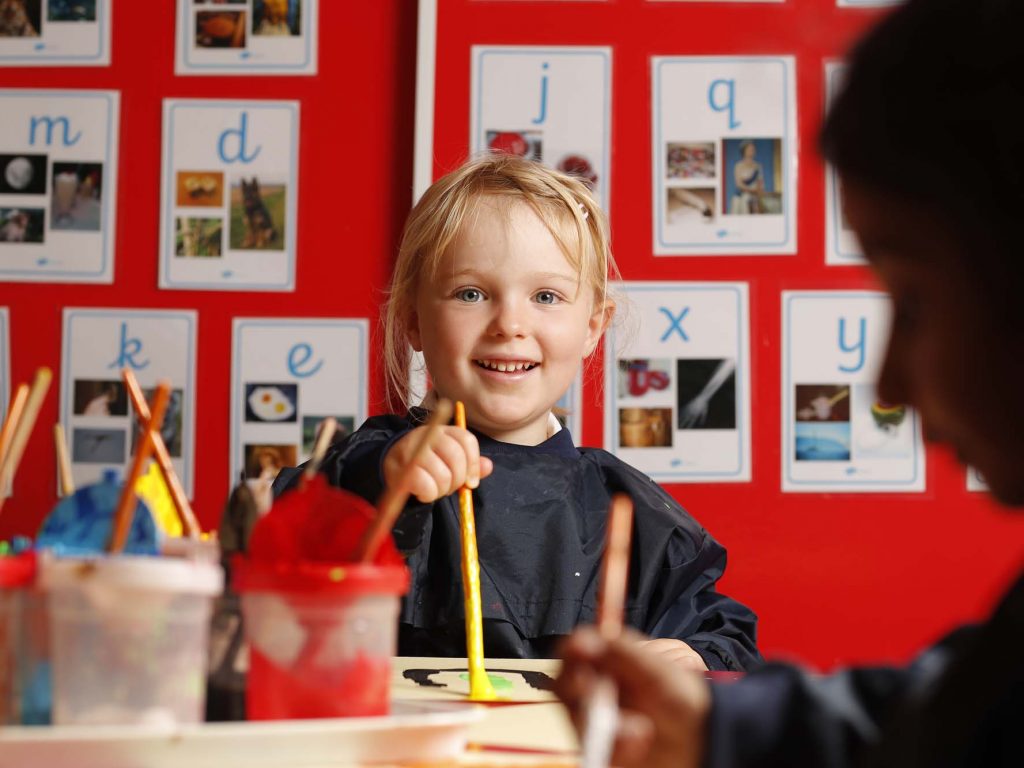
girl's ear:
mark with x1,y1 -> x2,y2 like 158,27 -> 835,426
583,299 -> 615,358
406,311 -> 424,352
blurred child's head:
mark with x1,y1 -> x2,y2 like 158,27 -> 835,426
384,154 -> 617,443
821,0 -> 1024,504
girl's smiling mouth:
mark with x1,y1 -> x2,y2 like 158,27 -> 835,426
474,359 -> 538,373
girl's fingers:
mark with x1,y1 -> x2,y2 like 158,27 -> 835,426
405,464 -> 442,503
479,455 -> 494,479
447,426 -> 482,488
410,449 -> 453,502
430,430 -> 469,493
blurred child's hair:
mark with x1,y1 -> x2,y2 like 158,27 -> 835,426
820,0 -> 1022,314
383,153 -> 619,411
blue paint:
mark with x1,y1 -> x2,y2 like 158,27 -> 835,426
36,470 -> 159,556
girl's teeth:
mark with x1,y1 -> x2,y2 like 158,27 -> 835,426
478,360 -> 534,372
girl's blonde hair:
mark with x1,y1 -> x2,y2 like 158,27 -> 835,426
383,153 -> 619,411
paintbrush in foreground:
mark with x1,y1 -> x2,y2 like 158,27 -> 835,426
580,493 -> 634,768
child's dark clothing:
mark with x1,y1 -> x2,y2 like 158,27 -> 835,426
275,409 -> 761,671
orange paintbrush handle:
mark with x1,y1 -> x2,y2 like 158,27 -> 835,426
597,494 -> 633,640
123,369 -> 200,539
109,381 -> 170,554
0,369 -> 52,516
54,423 -> 74,497
0,383 -> 28,471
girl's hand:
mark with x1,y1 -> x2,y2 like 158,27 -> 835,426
556,628 -> 711,768
383,425 -> 494,502
636,638 -> 709,671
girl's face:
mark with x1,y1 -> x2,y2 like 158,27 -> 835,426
843,179 -> 1024,506
407,196 -> 609,445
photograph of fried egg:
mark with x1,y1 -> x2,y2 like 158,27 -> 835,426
245,382 -> 298,423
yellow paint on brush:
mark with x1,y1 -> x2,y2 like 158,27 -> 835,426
455,401 -> 498,702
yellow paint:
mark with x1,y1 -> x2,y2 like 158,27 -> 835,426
134,461 -> 182,537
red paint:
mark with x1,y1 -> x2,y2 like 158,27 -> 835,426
247,647 -> 390,720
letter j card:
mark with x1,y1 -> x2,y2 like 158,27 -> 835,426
159,99 -> 299,291
782,291 -> 924,492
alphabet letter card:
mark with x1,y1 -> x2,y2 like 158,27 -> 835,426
60,308 -> 198,495
824,63 -> 864,266
0,0 -> 110,67
653,56 -> 796,255
782,291 -> 924,492
0,89 -> 119,283
159,99 -> 299,291
230,318 -> 368,489
605,282 -> 751,482
175,0 -> 318,75
471,46 -> 611,208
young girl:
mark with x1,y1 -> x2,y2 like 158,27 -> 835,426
278,154 -> 760,670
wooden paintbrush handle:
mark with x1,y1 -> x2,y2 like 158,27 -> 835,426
123,369 -> 201,538
109,381 -> 170,554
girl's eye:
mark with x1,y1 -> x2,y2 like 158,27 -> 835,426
535,291 -> 560,305
455,287 -> 484,303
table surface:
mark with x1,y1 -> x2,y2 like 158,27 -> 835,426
390,657 -> 578,766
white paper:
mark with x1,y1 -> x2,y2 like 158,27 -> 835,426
159,99 -> 299,291
175,0 -> 319,76
653,56 -> 797,256
0,89 -> 119,283
60,309 -> 198,496
0,0 -> 110,67
605,282 -> 751,482
824,63 -> 864,265
230,318 -> 369,488
471,46 -> 611,209
782,291 -> 925,492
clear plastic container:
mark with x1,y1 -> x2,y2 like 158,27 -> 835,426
40,554 -> 223,726
0,552 -> 37,729
234,560 -> 408,720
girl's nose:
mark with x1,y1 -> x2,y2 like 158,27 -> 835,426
488,299 -> 527,338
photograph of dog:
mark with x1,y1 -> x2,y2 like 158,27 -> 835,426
230,176 -> 284,251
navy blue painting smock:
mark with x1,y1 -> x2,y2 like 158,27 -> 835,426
276,409 -> 761,671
